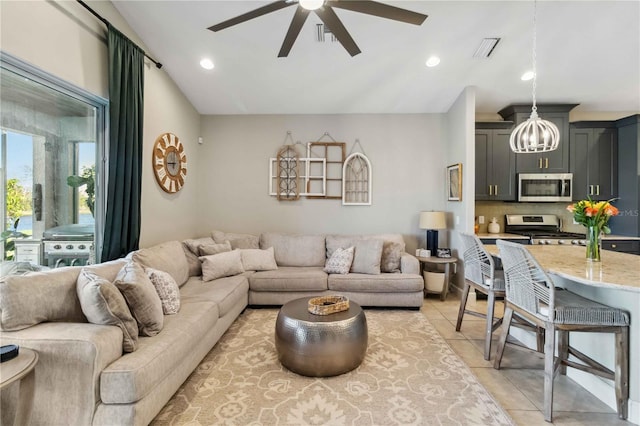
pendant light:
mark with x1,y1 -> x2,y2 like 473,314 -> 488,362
510,0 -> 560,153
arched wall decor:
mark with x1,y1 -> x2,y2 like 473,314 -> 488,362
342,152 -> 372,206
276,145 -> 300,201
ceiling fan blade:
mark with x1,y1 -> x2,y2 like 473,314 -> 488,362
329,0 -> 427,26
208,0 -> 295,32
278,7 -> 311,57
315,6 -> 361,56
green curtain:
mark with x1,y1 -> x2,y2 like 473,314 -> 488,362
102,24 -> 144,261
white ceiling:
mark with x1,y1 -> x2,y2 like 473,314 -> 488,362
112,1 -> 640,116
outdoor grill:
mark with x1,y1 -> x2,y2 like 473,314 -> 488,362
42,224 -> 94,268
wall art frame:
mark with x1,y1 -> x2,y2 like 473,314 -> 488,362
446,163 -> 462,201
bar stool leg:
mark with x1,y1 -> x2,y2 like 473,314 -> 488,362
493,306 -> 513,369
455,281 -> 471,332
543,322 -> 556,422
558,330 -> 569,375
616,326 -> 629,420
484,291 -> 496,360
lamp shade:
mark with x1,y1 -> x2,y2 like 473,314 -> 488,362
419,211 -> 446,230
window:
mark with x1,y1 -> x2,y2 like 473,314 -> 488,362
1,52 -> 107,267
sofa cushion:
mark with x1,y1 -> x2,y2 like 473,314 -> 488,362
212,230 -> 259,249
200,250 -> 245,281
132,241 -> 190,287
0,259 -> 126,331
199,241 -> 232,256
249,266 -> 328,291
259,233 -> 326,267
328,273 -> 424,293
100,300 -> 220,404
180,274 -> 249,317
323,246 -> 354,274
146,267 -> 181,315
77,269 -> 138,352
114,262 -> 164,336
240,247 -> 278,271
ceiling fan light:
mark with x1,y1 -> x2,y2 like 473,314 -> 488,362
509,110 -> 560,153
299,0 -> 324,11
200,58 -> 214,70
425,56 -> 440,67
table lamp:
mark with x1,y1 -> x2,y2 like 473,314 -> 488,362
419,211 -> 447,253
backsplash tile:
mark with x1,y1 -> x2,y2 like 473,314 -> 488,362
475,201 -> 584,235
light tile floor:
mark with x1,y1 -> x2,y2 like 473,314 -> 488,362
422,293 -> 631,425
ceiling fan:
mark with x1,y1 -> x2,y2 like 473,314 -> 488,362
208,0 -> 428,57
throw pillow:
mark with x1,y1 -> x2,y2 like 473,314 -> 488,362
239,247 -> 278,271
182,237 -> 214,277
381,241 -> 403,273
351,239 -> 384,275
323,246 -> 355,274
114,262 -> 164,336
198,241 -> 232,256
76,269 -> 138,352
200,250 -> 245,282
183,237 -> 215,256
146,267 -> 181,315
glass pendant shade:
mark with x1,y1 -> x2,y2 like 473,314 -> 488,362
509,109 -> 560,153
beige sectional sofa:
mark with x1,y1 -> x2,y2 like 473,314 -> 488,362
0,232 -> 422,426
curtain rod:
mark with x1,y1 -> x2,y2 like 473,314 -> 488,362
76,0 -> 163,69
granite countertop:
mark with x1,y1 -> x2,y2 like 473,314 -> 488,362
485,244 -> 640,293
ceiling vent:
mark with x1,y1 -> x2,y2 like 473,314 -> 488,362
473,38 -> 501,58
316,24 -> 337,42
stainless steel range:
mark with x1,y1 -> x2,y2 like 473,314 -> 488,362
42,224 -> 94,268
505,214 -> 586,246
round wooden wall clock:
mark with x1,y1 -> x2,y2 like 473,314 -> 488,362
152,132 -> 187,193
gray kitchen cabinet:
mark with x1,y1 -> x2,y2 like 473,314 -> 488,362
610,114 -> 640,237
570,122 -> 618,201
498,104 -> 578,173
602,240 -> 640,255
475,123 -> 516,201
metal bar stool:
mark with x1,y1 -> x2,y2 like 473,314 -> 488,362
494,240 -> 629,422
456,232 -> 506,360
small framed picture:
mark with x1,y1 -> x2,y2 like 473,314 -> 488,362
437,248 -> 452,258
447,163 -> 462,201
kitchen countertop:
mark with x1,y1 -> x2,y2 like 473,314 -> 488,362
485,244 -> 640,292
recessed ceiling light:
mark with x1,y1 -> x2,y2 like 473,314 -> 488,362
521,71 -> 534,81
425,56 -> 440,67
200,58 -> 214,70
300,0 -> 324,10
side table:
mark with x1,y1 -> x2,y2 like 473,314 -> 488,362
0,347 -> 38,425
417,255 -> 458,301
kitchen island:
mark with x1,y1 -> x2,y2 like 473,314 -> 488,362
485,244 -> 640,424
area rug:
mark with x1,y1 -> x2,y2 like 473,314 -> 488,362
152,308 -> 514,426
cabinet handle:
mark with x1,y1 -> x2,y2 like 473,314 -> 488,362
589,185 -> 594,195
494,185 -> 498,195
489,185 -> 493,195
538,158 -> 543,169
545,158 -> 549,168
596,185 -> 600,195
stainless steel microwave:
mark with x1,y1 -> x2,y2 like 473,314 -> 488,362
518,173 -> 572,202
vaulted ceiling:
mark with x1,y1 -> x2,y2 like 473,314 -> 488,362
113,1 -> 640,116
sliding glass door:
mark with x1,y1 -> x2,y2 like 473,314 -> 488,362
0,52 -> 107,268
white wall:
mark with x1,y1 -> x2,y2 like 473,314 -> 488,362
0,0 -> 202,248
198,114 -> 450,252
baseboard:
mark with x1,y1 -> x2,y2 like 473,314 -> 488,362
509,328 -> 639,425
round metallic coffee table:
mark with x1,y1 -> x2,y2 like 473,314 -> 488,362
275,297 -> 368,377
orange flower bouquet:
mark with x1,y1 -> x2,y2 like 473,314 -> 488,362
567,197 -> 619,261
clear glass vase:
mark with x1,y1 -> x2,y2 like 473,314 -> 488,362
586,225 -> 602,262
